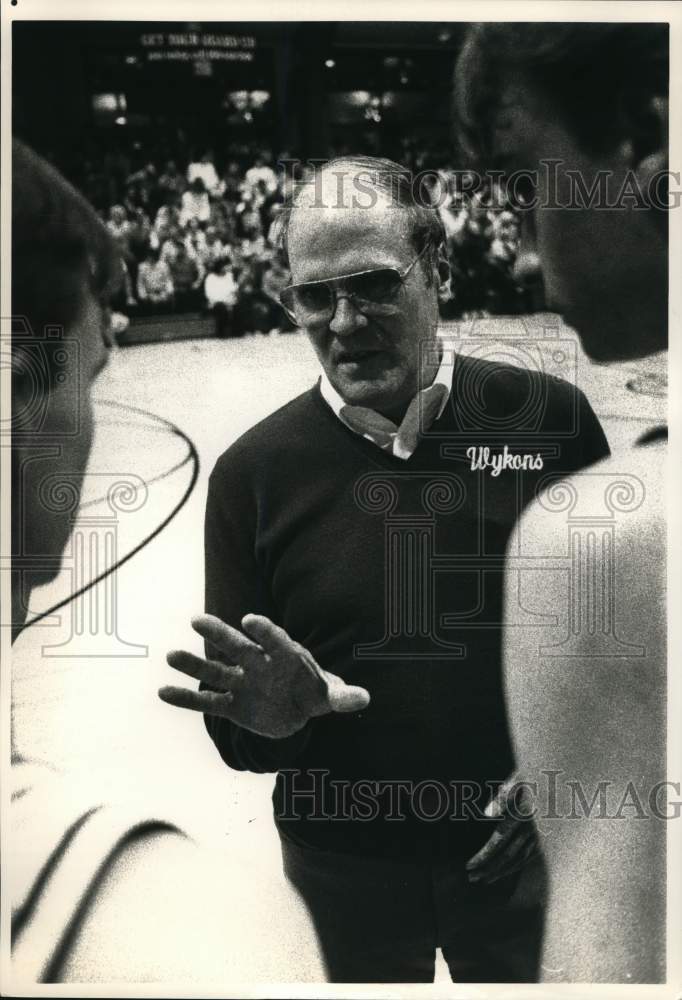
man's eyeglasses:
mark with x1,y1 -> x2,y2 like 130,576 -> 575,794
279,245 -> 429,326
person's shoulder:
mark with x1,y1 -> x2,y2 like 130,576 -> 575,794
504,442 -> 666,799
59,828 -> 325,983
514,443 -> 665,552
211,386 -> 321,478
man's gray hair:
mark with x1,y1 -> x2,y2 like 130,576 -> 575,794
275,155 -> 447,284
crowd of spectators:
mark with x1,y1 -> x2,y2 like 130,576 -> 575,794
436,176 -> 533,317
90,145 -> 528,338
102,149 -> 297,337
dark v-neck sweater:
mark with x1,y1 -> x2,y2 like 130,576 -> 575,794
204,353 -> 609,860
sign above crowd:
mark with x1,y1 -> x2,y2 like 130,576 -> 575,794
139,31 -> 257,63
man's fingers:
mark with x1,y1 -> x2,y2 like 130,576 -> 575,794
467,825 -> 537,882
474,834 -> 539,884
484,773 -> 523,818
191,613 -> 262,666
241,614 -> 298,656
466,826 -> 509,872
484,795 -> 505,820
166,649 -> 244,689
158,685 -> 235,717
466,816 -> 530,869
326,678 -> 371,714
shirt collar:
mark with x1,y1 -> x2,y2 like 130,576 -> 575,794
319,337 -> 454,459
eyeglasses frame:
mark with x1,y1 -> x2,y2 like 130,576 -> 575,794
278,243 -> 431,325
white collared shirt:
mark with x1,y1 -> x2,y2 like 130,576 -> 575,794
319,339 -> 454,460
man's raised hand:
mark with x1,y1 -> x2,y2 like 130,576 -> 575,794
159,613 -> 370,739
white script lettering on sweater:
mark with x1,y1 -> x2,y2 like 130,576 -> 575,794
467,446 -> 544,477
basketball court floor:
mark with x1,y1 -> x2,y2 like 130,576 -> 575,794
11,316 -> 666,983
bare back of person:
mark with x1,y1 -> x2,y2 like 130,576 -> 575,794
503,438 -> 666,982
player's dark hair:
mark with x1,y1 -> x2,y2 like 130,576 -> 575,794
12,138 -> 120,392
454,23 -> 669,164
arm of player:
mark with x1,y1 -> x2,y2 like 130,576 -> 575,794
159,613 -> 370,739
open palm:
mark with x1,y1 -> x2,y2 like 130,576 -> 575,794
160,613 -> 370,738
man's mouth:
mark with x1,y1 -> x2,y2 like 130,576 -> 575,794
337,348 -> 384,365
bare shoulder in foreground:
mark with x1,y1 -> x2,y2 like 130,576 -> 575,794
60,831 -> 325,984
11,816 -> 324,986
503,443 -> 666,982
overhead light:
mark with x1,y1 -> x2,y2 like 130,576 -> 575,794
115,116 -> 127,125
349,90 -> 371,106
325,59 -> 335,68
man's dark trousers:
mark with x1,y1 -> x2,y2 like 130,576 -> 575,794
282,831 -> 546,983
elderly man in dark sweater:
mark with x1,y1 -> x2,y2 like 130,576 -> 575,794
161,156 -> 609,983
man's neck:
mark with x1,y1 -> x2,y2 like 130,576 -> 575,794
378,348 -> 444,423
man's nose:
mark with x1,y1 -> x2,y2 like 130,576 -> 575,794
328,295 -> 368,336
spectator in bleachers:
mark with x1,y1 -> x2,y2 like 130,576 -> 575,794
487,210 -> 518,266
233,259 -> 269,334
106,205 -> 137,306
180,177 -> 211,227
151,198 -> 183,249
106,204 -> 131,248
125,162 -> 158,213
197,226 -> 228,272
168,241 -> 203,312
216,160 -> 243,202
204,256 -> 239,337
211,200 -> 238,244
187,150 -> 221,198
159,225 -> 185,266
184,216 -> 207,259
136,245 -> 174,313
127,160 -> 157,190
244,150 -> 278,196
235,189 -> 262,234
260,253 -> 294,332
126,208 -> 153,280
239,225 -> 267,264
158,159 -> 186,202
